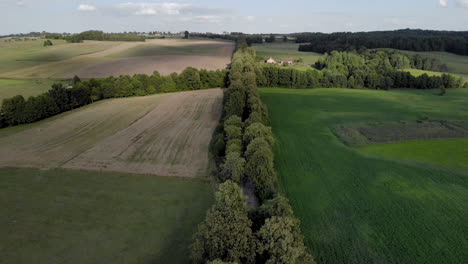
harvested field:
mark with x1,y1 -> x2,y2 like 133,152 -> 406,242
333,120 -> 468,146
0,38 -> 234,79
0,89 -> 223,177
70,55 -> 231,78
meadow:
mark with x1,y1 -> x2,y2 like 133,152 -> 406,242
0,78 -> 59,103
0,168 -> 214,264
253,42 -> 323,65
260,87 -> 468,264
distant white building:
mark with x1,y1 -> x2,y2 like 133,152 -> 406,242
280,58 -> 294,65
266,57 -> 276,64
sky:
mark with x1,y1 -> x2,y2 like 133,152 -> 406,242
1,0 -> 468,35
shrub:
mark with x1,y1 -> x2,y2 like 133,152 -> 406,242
226,139 -> 243,155
244,138 -> 270,160
244,146 -> 277,200
225,125 -> 242,141
190,181 -> 255,264
225,115 -> 243,128
243,123 -> 274,147
256,216 -> 311,264
220,152 -> 246,183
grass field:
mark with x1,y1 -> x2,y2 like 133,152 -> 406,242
0,39 -> 119,75
402,68 -> 468,82
0,168 -> 214,264
253,43 -> 323,65
0,78 -> 59,103
260,88 -> 468,264
0,89 -> 223,177
358,138 -> 468,171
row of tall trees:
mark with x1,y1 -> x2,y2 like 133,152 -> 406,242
0,68 -> 228,128
191,40 -> 315,264
296,29 -> 468,55
64,30 -> 146,43
256,50 -> 466,90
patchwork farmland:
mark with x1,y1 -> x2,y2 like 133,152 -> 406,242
1,8 -> 468,264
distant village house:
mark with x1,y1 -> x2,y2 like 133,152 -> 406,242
280,58 -> 294,65
266,57 -> 276,64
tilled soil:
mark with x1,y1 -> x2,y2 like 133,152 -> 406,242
0,89 -> 223,177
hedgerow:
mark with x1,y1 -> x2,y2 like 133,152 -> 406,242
191,38 -> 315,264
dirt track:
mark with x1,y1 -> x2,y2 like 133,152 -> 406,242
0,89 -> 223,177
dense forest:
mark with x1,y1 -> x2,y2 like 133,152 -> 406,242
0,68 -> 228,128
257,50 -> 465,90
62,30 -> 146,43
190,39 -> 315,264
296,29 -> 468,55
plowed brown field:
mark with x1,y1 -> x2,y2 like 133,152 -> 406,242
0,89 -> 223,177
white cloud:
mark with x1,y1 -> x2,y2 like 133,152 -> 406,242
439,0 -> 448,7
115,2 -> 188,16
16,1 -> 24,6
246,16 -> 255,22
456,0 -> 468,8
78,4 -> 96,12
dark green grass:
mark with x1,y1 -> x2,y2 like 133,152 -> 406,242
109,44 -> 220,58
0,168 -> 214,264
358,138 -> 468,171
0,78 -> 60,104
260,88 -> 468,264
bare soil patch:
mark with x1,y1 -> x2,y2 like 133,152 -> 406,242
70,55 -> 231,78
0,89 -> 223,177
333,120 -> 468,146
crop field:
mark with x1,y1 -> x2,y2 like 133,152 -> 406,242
0,39 -> 234,79
260,88 -> 468,264
0,167 -> 214,264
253,43 -> 323,64
0,78 -> 60,103
0,89 -> 223,177
358,138 -> 468,171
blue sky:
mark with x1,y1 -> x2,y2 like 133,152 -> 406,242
1,0 -> 467,35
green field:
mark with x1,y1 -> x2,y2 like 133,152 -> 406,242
0,168 -> 214,264
253,43 -> 323,64
0,78 -> 59,103
358,138 -> 468,171
109,43 -> 221,58
260,88 -> 468,264
402,68 -> 468,82
0,39 -> 118,75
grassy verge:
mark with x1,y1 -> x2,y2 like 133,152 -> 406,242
0,168 -> 214,264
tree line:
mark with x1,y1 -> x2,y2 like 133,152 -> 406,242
62,30 -> 146,43
256,50 -> 466,90
0,68 -> 228,128
295,29 -> 468,56
191,40 -> 315,264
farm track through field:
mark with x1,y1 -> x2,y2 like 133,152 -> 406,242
0,89 -> 223,177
